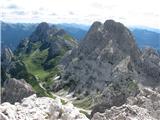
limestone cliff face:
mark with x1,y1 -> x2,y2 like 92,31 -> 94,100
1,48 -> 14,65
1,48 -> 14,75
1,48 -> 14,83
52,20 -> 160,115
54,20 -> 141,107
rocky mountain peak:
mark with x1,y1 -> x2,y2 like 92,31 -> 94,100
89,21 -> 102,32
36,22 -> 50,32
29,22 -> 51,42
52,20 -> 159,115
54,20 -> 142,109
104,19 -> 125,32
78,19 -> 140,62
29,22 -> 72,44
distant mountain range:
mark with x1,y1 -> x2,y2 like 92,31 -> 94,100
130,28 -> 160,50
1,22 -> 89,50
1,21 -> 160,50
1,22 -> 37,50
56,23 -> 89,41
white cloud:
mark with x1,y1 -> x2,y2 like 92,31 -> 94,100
1,0 -> 160,28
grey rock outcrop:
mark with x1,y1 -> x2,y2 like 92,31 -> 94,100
1,48 -> 14,65
1,48 -> 14,73
138,48 -> 160,86
15,38 -> 29,54
1,47 -> 36,87
0,94 -> 89,120
127,85 -> 160,119
1,48 -> 14,83
92,85 -> 160,120
47,36 -> 77,61
52,19 -> 160,116
92,104 -> 156,120
54,20 -> 141,108
2,78 -> 35,104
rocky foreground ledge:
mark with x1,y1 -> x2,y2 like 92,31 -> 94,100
1,86 -> 160,120
92,86 -> 160,120
0,94 -> 89,120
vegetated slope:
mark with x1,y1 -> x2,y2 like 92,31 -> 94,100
2,22 -> 77,97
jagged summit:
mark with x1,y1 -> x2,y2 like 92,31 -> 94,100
55,20 -> 141,102
36,22 -> 49,30
16,22 -> 77,53
28,22 -> 76,44
77,19 -> 140,63
88,21 -> 102,32
29,22 -> 52,42
103,19 -> 125,32
53,20 -> 159,113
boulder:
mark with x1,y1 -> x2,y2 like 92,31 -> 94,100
1,78 -> 35,104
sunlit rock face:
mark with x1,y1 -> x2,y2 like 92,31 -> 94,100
0,94 -> 89,120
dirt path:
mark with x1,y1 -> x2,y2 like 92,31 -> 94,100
51,92 -> 91,114
38,82 -> 91,114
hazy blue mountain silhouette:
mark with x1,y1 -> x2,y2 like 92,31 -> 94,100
1,22 -> 37,50
1,22 -> 160,50
131,28 -> 160,50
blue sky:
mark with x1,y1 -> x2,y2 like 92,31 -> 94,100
1,0 -> 160,29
